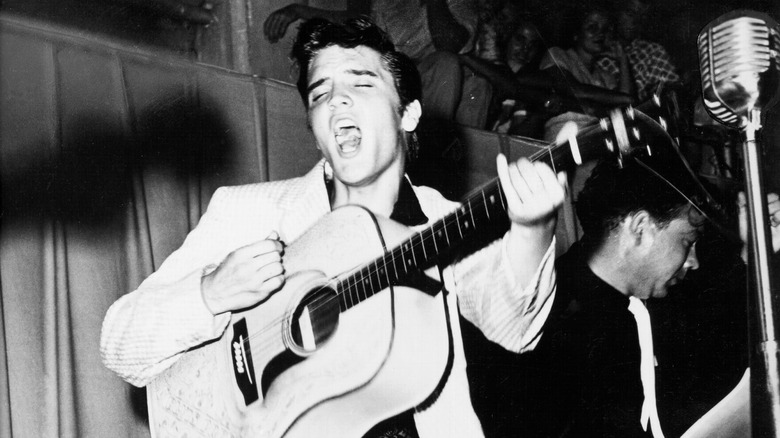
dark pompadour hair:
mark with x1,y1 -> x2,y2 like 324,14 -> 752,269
290,17 -> 422,112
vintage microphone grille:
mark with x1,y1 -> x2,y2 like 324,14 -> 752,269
697,11 -> 780,129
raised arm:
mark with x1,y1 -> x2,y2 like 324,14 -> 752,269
604,39 -> 636,99
264,1 -> 369,43
424,0 -> 471,53
459,54 -> 554,104
543,67 -> 634,109
452,156 -> 564,352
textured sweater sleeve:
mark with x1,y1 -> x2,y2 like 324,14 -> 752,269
452,236 -> 556,353
100,187 -> 250,387
413,185 -> 557,354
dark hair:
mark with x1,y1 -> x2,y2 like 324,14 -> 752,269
505,19 -> 545,67
576,157 -> 701,245
290,17 -> 423,158
291,17 -> 422,112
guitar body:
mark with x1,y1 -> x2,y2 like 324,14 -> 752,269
147,206 -> 451,437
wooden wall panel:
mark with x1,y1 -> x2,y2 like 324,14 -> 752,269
263,79 -> 319,181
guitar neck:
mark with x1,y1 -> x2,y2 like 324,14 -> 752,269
335,113 -> 630,311
335,180 -> 508,312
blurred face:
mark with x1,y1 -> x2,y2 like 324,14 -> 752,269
576,11 -> 612,55
506,25 -> 542,71
617,0 -> 647,41
306,45 -> 417,188
632,207 -> 702,299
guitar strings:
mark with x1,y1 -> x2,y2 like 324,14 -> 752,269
240,213 -> 457,350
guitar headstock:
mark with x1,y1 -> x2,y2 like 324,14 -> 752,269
570,106 -> 645,168
542,104 -> 684,176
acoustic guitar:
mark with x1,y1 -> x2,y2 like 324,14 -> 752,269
146,108 -> 656,437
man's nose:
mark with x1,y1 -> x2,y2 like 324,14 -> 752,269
328,85 -> 352,108
684,243 -> 700,271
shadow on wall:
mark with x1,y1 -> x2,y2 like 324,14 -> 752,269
2,93 -> 235,227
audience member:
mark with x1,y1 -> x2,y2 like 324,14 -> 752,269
264,0 -> 492,129
472,0 -> 524,65
461,19 -> 548,136
101,17 -> 566,438
462,18 -> 551,138
539,4 -> 633,142
597,0 -> 680,102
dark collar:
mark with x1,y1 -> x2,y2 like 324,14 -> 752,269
390,176 -> 429,227
324,175 -> 429,227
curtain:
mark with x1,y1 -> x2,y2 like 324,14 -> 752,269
0,13 -> 317,437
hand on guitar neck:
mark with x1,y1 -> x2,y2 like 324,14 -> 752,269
497,154 -> 567,289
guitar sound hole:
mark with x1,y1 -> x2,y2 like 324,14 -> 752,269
290,286 -> 340,353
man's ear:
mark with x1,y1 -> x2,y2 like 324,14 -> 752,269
401,100 -> 422,132
626,210 -> 653,245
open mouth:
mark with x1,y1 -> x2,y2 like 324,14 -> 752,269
335,125 -> 362,153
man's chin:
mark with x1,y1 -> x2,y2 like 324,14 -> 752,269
654,289 -> 669,299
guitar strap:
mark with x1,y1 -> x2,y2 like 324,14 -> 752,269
413,264 -> 455,414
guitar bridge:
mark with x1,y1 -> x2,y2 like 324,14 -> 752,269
231,318 -> 259,406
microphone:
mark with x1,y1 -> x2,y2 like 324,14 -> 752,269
697,10 -> 780,129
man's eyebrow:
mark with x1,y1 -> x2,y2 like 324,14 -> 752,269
346,69 -> 379,78
306,78 -> 327,95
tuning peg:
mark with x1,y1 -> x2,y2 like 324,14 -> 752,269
658,116 -> 668,131
632,127 -> 641,141
626,106 -> 635,120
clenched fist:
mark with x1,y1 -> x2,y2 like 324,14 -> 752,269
201,231 -> 286,314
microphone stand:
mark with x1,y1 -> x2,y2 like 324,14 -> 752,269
697,10 -> 780,435
742,108 -> 780,437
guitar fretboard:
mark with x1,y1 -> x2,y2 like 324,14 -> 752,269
336,180 -> 508,311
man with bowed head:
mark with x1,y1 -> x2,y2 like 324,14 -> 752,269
101,17 -> 567,438
513,155 -> 780,437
